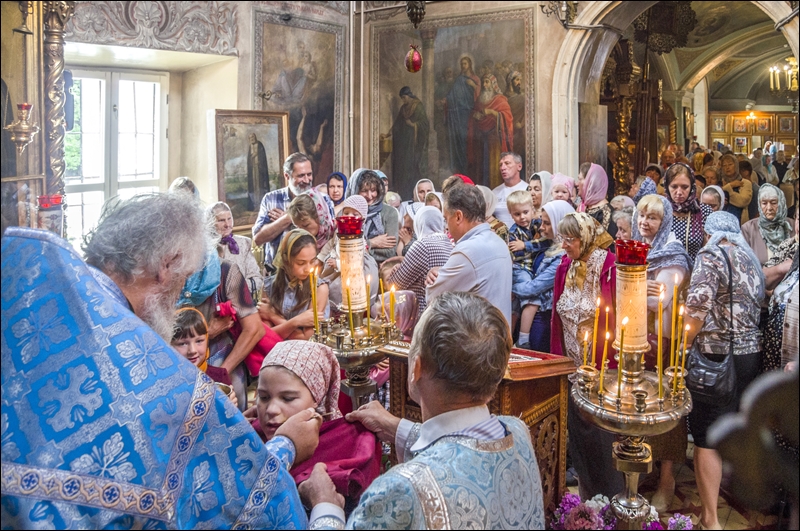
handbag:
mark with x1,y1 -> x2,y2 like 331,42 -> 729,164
684,244 -> 737,406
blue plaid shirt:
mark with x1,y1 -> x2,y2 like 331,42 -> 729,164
252,186 -> 292,266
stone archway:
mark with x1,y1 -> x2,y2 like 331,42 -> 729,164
551,1 -> 799,177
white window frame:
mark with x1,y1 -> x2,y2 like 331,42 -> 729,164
64,68 -> 169,200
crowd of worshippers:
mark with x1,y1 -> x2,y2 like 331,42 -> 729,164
1,143 -> 797,530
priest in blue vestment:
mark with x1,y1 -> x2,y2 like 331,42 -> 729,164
298,291 -> 545,530
1,193 -> 317,529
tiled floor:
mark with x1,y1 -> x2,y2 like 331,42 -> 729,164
568,442 -> 785,530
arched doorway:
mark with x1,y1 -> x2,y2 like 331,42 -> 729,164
551,1 -> 799,177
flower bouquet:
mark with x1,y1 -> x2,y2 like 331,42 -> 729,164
551,492 -> 693,530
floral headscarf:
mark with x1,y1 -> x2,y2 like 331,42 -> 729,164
703,211 -> 765,300
632,178 -> 657,205
632,195 -> 692,271
261,340 -> 342,419
563,212 -> 606,290
301,188 -> 337,251
578,164 -> 608,211
757,183 -> 792,254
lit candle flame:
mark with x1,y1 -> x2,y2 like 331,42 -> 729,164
606,331 -> 611,340
584,331 -> 589,341
596,297 -> 601,308
679,305 -> 684,316
621,316 -> 629,327
659,290 -> 665,301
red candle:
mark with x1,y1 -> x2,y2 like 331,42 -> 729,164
615,239 -> 651,265
335,215 -> 364,238
37,194 -> 64,209
18,103 -> 32,111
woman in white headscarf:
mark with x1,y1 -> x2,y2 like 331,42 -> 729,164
387,206 -> 454,314
398,178 -> 435,219
511,200 -> 575,352
477,184 -> 509,242
530,171 -> 553,221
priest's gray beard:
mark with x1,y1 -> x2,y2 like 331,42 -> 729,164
479,87 -> 496,105
140,286 -> 182,342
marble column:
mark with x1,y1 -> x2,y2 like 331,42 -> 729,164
420,27 -> 438,180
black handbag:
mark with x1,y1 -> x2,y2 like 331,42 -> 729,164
684,244 -> 737,406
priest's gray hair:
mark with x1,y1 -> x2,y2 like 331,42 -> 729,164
83,193 -> 218,285
409,291 -> 511,402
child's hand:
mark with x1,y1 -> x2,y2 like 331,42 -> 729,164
509,240 -> 525,252
293,309 -> 315,329
325,258 -> 337,269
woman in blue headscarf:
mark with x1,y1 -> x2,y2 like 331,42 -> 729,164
326,172 -> 347,207
682,210 -> 765,530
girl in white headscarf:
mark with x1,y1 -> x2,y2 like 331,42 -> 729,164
388,205 -> 453,314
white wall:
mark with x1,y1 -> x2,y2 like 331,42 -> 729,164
180,58 -> 238,204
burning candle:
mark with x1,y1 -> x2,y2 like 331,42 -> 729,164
658,288 -> 664,400
365,275 -> 371,338
674,306 -> 684,368
592,297 -> 601,365
599,331 -> 610,394
680,324 -> 690,375
310,267 -> 319,334
390,285 -> 396,325
346,279 -> 355,339
618,317 -> 628,394
770,67 -> 775,91
379,278 -> 386,320
604,306 -> 609,337
582,331 -> 589,367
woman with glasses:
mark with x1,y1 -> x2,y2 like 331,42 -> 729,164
551,211 -> 622,500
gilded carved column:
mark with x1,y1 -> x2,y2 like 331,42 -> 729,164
42,1 -> 75,195
614,97 -> 633,195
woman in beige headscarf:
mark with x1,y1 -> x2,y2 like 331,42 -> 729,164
477,184 -> 509,242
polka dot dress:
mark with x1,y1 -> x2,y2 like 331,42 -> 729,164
671,203 -> 713,262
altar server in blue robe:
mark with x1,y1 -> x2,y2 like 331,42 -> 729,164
1,193 -> 318,529
298,291 -> 545,530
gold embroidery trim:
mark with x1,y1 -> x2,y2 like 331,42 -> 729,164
396,462 -> 451,530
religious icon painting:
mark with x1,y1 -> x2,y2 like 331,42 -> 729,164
372,7 -> 534,198
779,116 -> 796,134
732,118 -> 747,133
710,115 -> 727,133
253,9 -> 346,184
756,117 -> 771,133
214,110 -> 290,231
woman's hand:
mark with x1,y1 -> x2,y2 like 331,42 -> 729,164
370,234 -> 397,249
325,257 -> 337,270
398,227 -> 413,245
207,314 -> 234,339
647,280 -> 665,297
291,309 -> 315,329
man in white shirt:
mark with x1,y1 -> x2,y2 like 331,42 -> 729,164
426,182 -> 513,324
492,151 -> 529,227
298,291 -> 545,530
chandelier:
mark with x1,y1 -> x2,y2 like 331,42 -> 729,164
769,57 -> 799,113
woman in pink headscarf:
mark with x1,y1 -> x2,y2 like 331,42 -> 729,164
577,163 -> 617,235
249,340 -> 381,502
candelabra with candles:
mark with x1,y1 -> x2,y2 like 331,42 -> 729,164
571,240 -> 693,530
309,214 -> 400,407
769,57 -> 799,112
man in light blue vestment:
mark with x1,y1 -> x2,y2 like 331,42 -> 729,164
1,193 -> 315,529
299,291 -> 545,530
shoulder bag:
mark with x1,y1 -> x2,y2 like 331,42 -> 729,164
684,244 -> 737,406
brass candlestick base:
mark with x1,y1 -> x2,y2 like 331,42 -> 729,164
4,103 -> 39,155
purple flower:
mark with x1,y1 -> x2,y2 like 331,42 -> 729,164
599,504 -> 617,530
644,521 -> 665,530
552,493 -> 583,530
668,513 -> 693,530
563,503 -> 604,530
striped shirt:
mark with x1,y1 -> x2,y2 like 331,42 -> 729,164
252,186 -> 292,266
388,233 -> 453,314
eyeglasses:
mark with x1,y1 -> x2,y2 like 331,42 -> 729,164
559,235 -> 578,244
